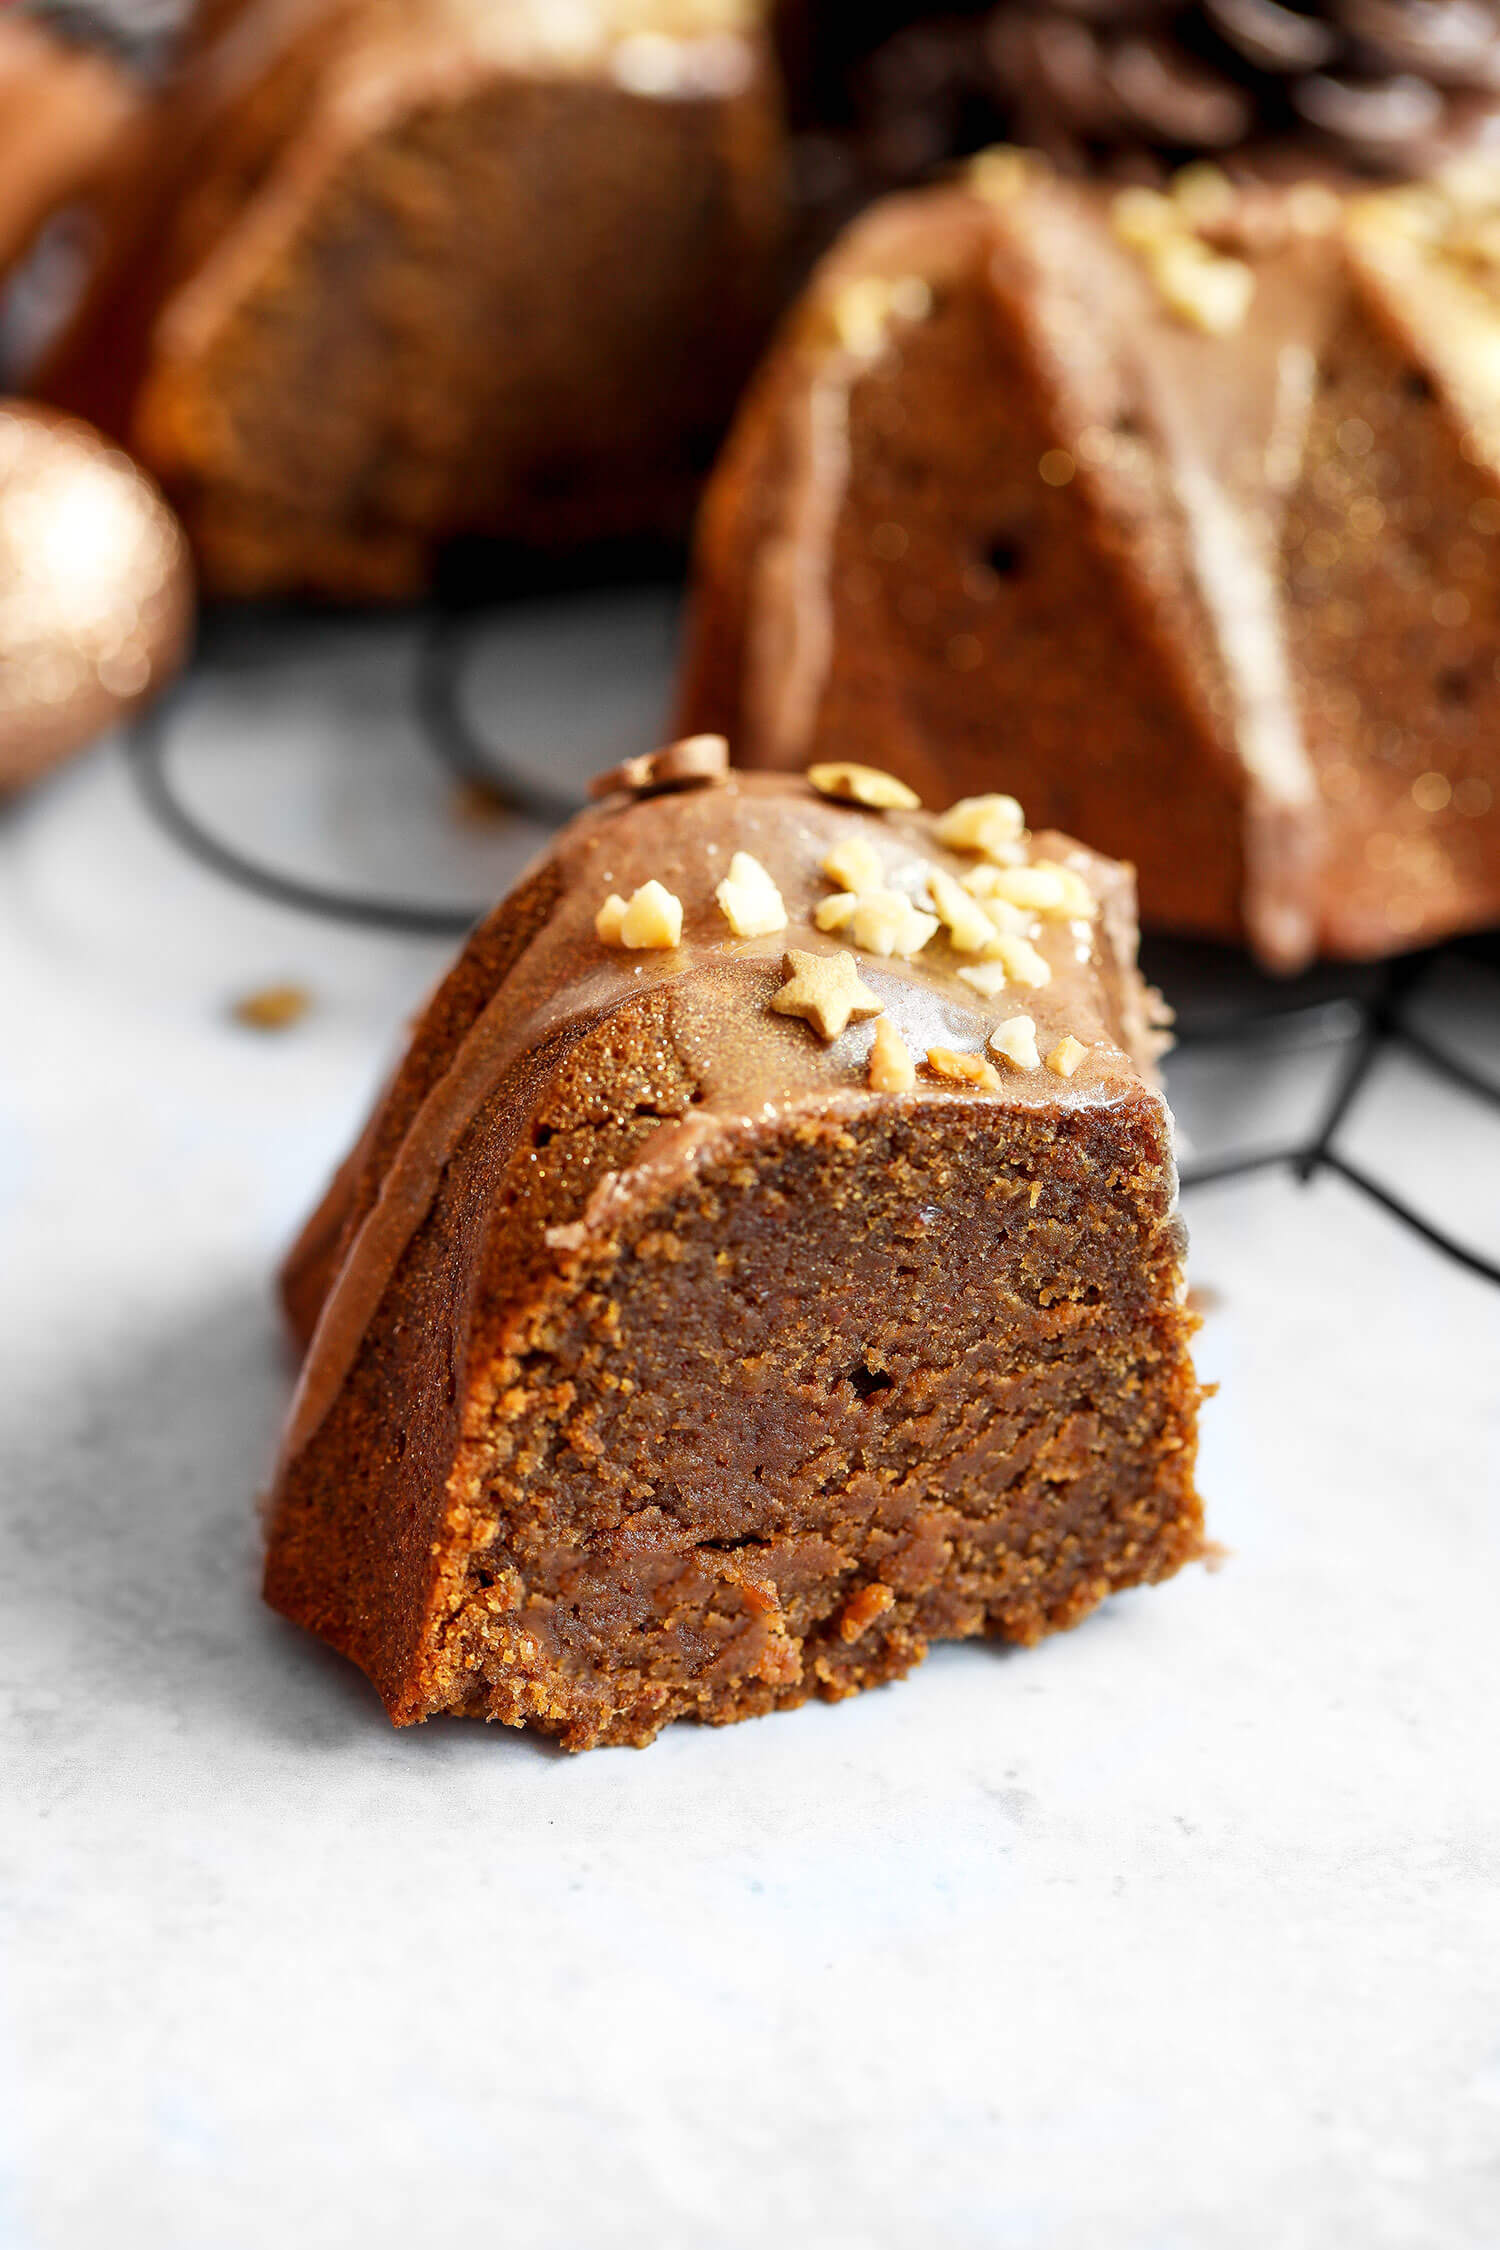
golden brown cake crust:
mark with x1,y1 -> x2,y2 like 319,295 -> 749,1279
678,160 -> 1500,968
265,763 -> 1203,1747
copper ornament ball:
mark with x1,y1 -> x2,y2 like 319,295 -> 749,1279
0,403 -> 193,792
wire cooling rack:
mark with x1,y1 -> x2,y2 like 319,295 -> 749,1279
126,595 -> 1500,1289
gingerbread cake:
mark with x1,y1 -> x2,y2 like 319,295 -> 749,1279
678,155 -> 1500,969
35,0 -> 785,598
0,13 -> 145,289
266,740 -> 1203,1749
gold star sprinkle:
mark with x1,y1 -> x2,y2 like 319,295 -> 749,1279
808,761 -> 921,812
770,948 -> 883,1041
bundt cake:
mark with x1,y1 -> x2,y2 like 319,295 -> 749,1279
34,0 -> 786,598
678,154 -> 1500,968
0,401 -> 192,792
0,12 -> 144,288
266,739 -> 1203,1749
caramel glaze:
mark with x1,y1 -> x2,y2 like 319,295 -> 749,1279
281,770 -> 1167,1470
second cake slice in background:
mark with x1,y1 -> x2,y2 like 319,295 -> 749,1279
34,0 -> 786,599
678,156 -> 1500,970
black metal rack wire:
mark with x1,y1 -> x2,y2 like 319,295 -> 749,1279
125,602 -> 1500,1289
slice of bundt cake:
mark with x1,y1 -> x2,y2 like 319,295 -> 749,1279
678,153 -> 1500,969
35,0 -> 785,598
0,13 -> 144,288
266,741 -> 1203,1749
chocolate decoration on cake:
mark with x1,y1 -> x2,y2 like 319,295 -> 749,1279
0,402 -> 192,793
32,0 -> 786,599
265,756 -> 1203,1748
679,154 -> 1500,968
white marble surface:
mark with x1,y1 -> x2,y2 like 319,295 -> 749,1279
2,603 -> 1499,2250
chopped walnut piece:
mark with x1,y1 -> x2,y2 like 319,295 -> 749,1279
233,983 -> 311,1031
847,889 -> 939,959
829,274 -> 932,360
990,1016 -> 1040,1071
822,834 -> 884,894
808,761 -> 921,812
980,865 -> 1069,914
770,948 -> 883,1041
814,892 -> 858,932
1286,182 -> 1342,237
598,879 -> 683,949
1111,185 -> 1178,251
867,1016 -> 916,1093
925,865 -> 1000,954
958,865 -> 1031,929
926,1045 -> 1002,1092
589,734 -> 728,800
1031,861 -> 1099,919
715,850 -> 786,938
1112,185 -> 1255,334
935,793 -> 1025,862
1046,1035 -> 1089,1079
987,932 -> 1051,988
956,959 -> 1009,999
595,894 -> 628,944
622,880 -> 684,948
1171,162 -> 1236,229
967,144 -> 1044,207
980,898 -> 1035,942
1151,236 -> 1255,335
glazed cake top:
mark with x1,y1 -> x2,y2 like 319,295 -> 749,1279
281,745 -> 1171,1464
726,151 -> 1500,967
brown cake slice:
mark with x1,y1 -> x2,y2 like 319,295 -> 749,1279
35,0 -> 785,598
0,15 -> 144,284
266,743 -> 1203,1749
678,155 -> 1500,969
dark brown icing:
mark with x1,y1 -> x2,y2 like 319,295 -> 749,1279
281,769 -> 1163,1466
